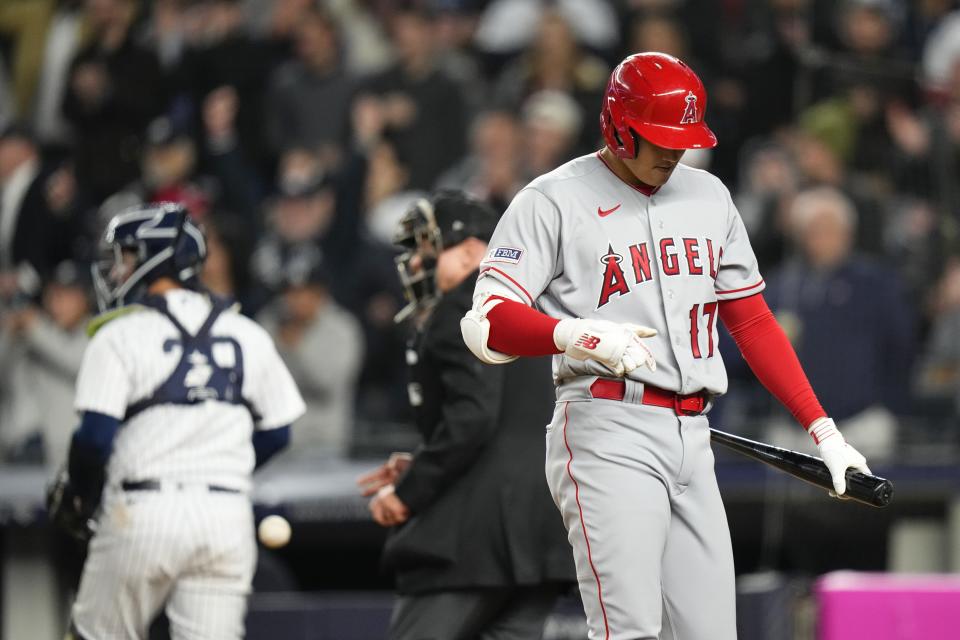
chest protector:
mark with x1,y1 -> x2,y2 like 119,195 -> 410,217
125,296 -> 250,421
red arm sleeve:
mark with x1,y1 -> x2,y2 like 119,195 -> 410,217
485,297 -> 562,356
718,293 -> 826,429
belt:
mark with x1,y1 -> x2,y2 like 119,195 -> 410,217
121,479 -> 240,494
589,379 -> 709,416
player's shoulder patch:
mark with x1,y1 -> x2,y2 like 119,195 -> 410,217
86,305 -> 149,337
486,246 -> 524,265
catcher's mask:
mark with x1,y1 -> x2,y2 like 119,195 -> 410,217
92,202 -> 206,312
393,198 -> 442,323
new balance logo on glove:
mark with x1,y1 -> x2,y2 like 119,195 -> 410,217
575,335 -> 601,350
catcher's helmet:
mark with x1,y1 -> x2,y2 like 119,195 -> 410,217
601,52 -> 717,156
393,190 -> 498,322
92,202 -> 206,311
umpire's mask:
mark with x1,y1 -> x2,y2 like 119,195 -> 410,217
393,198 -> 442,323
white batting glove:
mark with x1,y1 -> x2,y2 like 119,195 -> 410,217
810,417 -> 871,497
553,318 -> 657,377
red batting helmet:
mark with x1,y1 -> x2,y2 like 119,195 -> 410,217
601,52 -> 717,156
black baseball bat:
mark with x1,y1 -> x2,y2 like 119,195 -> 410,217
709,428 -> 893,508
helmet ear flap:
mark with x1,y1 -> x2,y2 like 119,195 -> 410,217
169,210 -> 205,281
169,209 -> 191,273
604,105 -> 631,157
629,127 -> 641,159
611,124 -> 623,148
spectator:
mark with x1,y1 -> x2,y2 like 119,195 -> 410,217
493,9 -> 608,153
734,140 -> 801,272
737,0 -> 812,140
111,116 -> 212,219
520,89 -> 582,176
140,0 -> 191,73
788,131 -> 886,255
256,248 -> 363,453
761,187 -> 916,459
0,52 -> 12,130
432,6 -> 486,115
177,0 -> 279,171
201,217 -> 236,299
317,0 -> 392,76
916,258 -> 960,423
364,6 -> 468,191
347,92 -> 425,248
922,8 -> 960,96
473,0 -> 619,57
811,0 -> 914,106
200,213 -> 255,309
244,0 -> 311,43
0,125 -> 44,274
882,195 -> 945,305
799,77 -> 897,182
0,0 -> 60,120
883,58 -> 960,218
0,125 -> 82,279
0,261 -> 90,472
198,85 -> 266,224
627,13 -> 692,63
26,0 -> 88,150
623,0 -> 725,72
363,138 -> 424,248
902,0 -> 954,64
249,148 -> 336,309
327,98 -> 411,426
436,110 -> 525,213
265,7 -> 355,163
62,0 -> 164,204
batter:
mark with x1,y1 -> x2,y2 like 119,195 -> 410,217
460,52 -> 871,639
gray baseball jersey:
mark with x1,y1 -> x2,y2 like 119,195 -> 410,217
476,152 -> 763,395
473,152 -> 763,640
71,289 -> 305,640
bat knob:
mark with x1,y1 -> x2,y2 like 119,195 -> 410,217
874,480 -> 894,508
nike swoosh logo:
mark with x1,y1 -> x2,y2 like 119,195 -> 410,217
598,204 -> 622,217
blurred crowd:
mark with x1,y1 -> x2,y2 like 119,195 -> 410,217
2,0 -> 960,471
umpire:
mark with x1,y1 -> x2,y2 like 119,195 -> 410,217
358,191 -> 575,639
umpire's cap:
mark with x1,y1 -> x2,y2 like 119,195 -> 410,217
393,190 -> 498,253
392,190 -> 498,323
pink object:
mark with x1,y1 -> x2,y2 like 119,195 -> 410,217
816,571 -> 960,639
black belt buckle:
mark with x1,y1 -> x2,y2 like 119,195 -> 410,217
208,484 -> 240,494
121,479 -> 161,492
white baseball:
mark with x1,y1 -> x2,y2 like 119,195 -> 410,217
258,515 -> 292,548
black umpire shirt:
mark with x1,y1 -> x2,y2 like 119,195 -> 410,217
384,271 -> 575,595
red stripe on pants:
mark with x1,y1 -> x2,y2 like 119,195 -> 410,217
562,402 -> 610,639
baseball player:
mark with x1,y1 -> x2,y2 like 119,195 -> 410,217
59,203 -> 304,639
460,52 -> 872,639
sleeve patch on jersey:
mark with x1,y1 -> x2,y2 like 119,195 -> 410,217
487,247 -> 524,264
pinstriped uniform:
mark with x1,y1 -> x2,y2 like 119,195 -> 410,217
70,289 -> 305,640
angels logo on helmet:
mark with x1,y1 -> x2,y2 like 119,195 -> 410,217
680,91 -> 699,124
